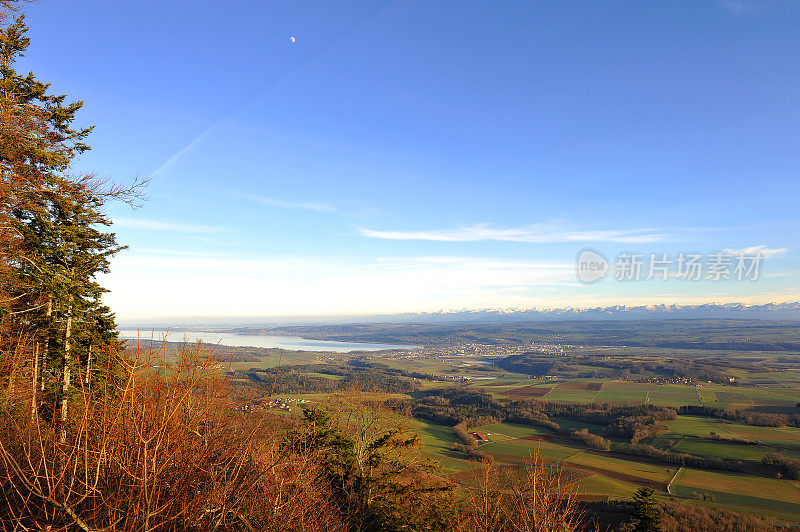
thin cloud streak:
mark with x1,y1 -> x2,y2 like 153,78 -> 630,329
359,223 -> 668,244
149,126 -> 218,177
717,0 -> 772,15
722,245 -> 788,258
114,218 -> 221,234
237,193 -> 338,213
147,1 -> 405,179
234,192 -> 378,218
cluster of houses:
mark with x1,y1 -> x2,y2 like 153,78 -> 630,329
235,397 -> 312,413
623,376 -> 698,385
267,397 -> 310,411
622,375 -> 736,385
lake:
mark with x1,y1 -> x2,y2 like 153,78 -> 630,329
117,329 -> 414,352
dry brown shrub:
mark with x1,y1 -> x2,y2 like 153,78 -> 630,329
458,452 -> 588,532
0,341 -> 347,531
655,500 -> 778,532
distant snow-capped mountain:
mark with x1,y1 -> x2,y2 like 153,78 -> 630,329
387,302 -> 800,322
118,302 -> 800,329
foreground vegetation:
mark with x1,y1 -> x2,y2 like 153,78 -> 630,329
0,343 -> 595,531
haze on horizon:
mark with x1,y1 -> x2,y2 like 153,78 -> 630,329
21,0 -> 800,319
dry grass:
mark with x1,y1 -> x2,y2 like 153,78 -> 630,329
0,342 -> 347,531
0,341 -> 590,531
458,455 -> 589,532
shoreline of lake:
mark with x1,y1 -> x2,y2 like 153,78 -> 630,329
117,329 -> 416,353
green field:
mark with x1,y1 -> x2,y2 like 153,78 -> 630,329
480,438 -> 581,462
592,383 -> 649,404
416,421 -> 474,473
468,422 -> 583,462
671,468 -> 800,519
647,416 -> 782,462
577,474 -> 639,498
223,319 -> 800,524
474,378 -> 796,409
473,422 -> 551,439
566,452 -> 674,484
668,437 -> 770,461
541,384 -> 600,403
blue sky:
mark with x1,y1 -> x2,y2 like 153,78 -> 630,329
18,0 -> 800,319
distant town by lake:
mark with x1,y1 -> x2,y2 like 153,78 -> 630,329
117,329 -> 414,352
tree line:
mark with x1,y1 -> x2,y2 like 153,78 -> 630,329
678,405 -> 800,428
239,364 -> 418,394
0,10 -> 144,436
497,353 -> 754,384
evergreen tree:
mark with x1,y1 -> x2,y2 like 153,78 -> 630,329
286,407 -> 454,531
0,15 -> 92,170
631,487 -> 661,532
0,8 -> 125,427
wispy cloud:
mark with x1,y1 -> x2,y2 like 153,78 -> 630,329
238,193 -> 338,213
235,192 -> 379,218
717,0 -> 772,15
359,223 -> 668,244
722,245 -> 788,258
149,127 -> 219,177
114,218 -> 221,234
